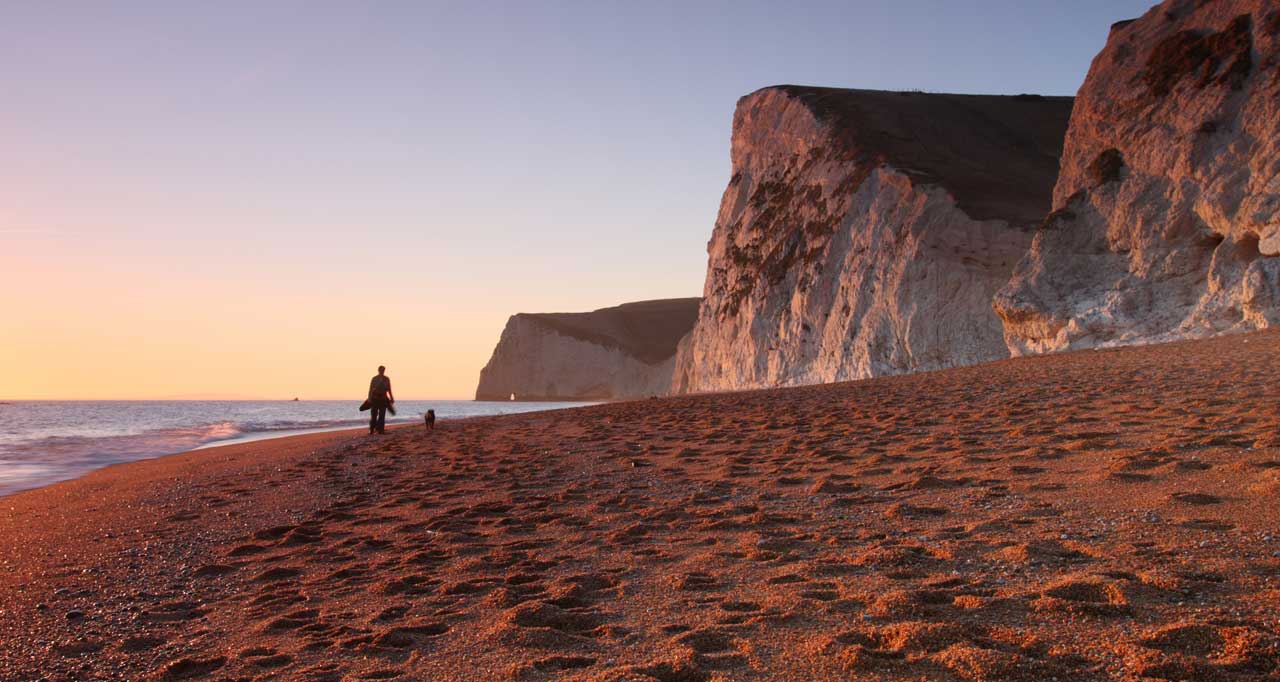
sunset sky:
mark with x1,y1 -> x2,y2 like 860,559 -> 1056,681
1,1 -> 1152,400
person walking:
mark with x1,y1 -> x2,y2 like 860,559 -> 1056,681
367,365 -> 394,434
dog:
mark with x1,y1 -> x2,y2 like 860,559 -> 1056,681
423,409 -> 435,431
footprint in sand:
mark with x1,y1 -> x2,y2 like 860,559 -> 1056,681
1170,491 -> 1222,505
192,563 -> 238,578
1031,577 -> 1130,617
158,655 -> 226,680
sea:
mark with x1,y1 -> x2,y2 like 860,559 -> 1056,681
0,400 -> 594,497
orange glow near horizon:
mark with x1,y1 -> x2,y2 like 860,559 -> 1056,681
0,232 -> 696,401
1,251 -> 491,400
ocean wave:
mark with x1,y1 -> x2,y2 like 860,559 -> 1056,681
0,419 -> 361,496
0,400 -> 594,497
0,415 -> 428,464
7,409 -> 431,450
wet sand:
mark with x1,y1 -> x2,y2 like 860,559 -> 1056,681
3,331 -> 1280,681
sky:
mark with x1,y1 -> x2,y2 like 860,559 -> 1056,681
0,0 -> 1155,400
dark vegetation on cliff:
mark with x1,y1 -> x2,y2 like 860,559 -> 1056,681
771,86 -> 1074,225
1141,13 -> 1254,97
517,298 -> 701,365
720,168 -> 849,319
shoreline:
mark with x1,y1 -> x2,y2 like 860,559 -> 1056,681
0,400 -> 599,500
3,332 -> 1280,680
0,423 -> 390,501
0,426 -> 367,506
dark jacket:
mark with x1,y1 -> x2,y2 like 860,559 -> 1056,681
368,374 -> 392,406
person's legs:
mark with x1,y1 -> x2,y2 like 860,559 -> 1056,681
370,405 -> 383,434
375,405 -> 387,434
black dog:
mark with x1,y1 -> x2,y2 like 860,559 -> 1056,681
423,409 -> 435,431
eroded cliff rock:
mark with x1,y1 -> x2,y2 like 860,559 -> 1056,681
672,86 -> 1072,393
995,0 -> 1280,354
476,298 -> 700,400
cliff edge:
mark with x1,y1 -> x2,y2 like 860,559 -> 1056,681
475,298 -> 700,400
673,86 -> 1073,393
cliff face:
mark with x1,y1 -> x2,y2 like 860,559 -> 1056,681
995,0 -> 1280,354
475,298 -> 700,400
672,86 -> 1073,394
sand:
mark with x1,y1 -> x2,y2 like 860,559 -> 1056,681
3,332 -> 1280,681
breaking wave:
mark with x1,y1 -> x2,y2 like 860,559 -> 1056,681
0,399 -> 593,496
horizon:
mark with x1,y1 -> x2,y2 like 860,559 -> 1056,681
0,0 -> 1154,400
0,396 -> 540,402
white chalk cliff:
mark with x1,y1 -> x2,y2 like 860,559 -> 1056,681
475,298 -> 700,401
672,86 -> 1073,393
995,0 -> 1280,354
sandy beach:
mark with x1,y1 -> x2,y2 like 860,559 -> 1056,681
4,331 -> 1280,681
